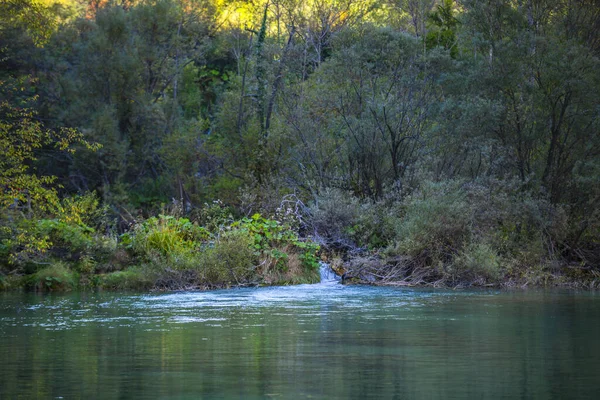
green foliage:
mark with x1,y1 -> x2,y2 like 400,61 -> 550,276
0,81 -> 100,215
391,181 -> 470,259
382,179 -> 575,283
124,215 -> 212,259
309,189 -> 397,250
112,208 -> 320,289
280,26 -> 448,199
453,242 -> 502,283
0,0 -> 61,46
297,245 -> 320,272
38,0 -> 212,209
28,262 -> 78,292
36,218 -> 93,252
1,195 -> 95,272
308,189 -> 362,245
426,0 -> 459,57
1,193 -> 110,268
158,119 -> 210,205
2,0 -> 599,290
97,267 -> 155,291
199,230 -> 256,284
195,200 -> 235,232
0,274 -> 24,291
232,213 -> 320,271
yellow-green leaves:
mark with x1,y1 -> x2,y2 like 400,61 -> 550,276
0,83 -> 100,215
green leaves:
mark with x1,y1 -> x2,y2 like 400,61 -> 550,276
127,215 -> 213,259
0,81 -> 100,215
231,212 -> 320,271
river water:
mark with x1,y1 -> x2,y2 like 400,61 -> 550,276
1,281 -> 599,399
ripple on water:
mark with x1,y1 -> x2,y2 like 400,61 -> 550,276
0,284 -> 497,331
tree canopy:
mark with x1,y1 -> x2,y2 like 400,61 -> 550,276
1,0 -> 599,288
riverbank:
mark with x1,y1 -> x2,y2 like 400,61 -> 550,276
2,248 -> 598,292
335,255 -> 600,290
0,207 -> 321,292
2,189 -> 599,292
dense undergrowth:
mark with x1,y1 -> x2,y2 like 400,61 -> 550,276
310,181 -> 600,289
2,181 -> 599,292
0,196 -> 320,291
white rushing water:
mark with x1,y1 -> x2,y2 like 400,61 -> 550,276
319,262 -> 340,283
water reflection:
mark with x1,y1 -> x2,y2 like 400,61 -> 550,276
1,286 -> 599,399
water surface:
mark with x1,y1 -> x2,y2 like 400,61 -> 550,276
1,283 -> 599,399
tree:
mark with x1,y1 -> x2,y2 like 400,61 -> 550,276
0,79 -> 99,216
426,0 -> 459,57
284,27 -> 447,199
39,0 -> 212,208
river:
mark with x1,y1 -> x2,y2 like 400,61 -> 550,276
1,279 -> 599,399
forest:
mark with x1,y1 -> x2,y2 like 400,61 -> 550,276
1,0 -> 599,290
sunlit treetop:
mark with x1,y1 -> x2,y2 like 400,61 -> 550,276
47,0 -> 394,33
0,0 -> 58,45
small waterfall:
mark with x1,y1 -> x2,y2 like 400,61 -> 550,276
319,262 -> 340,283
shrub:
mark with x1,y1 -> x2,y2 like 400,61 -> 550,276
89,235 -> 119,266
0,274 -> 24,290
390,180 -> 471,261
97,267 -> 155,291
199,230 -> 256,284
123,215 -> 211,259
1,193 -> 107,269
260,249 -> 321,285
231,213 -> 320,272
4,218 -> 94,268
308,189 -> 398,250
58,193 -> 105,227
346,202 -> 398,249
193,200 -> 235,233
308,189 -> 361,246
74,255 -> 97,275
453,242 -> 502,283
28,262 -> 78,292
38,219 -> 95,252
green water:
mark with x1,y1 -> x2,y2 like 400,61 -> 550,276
1,284 -> 599,399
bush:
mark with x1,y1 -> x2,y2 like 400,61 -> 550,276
123,215 -> 211,259
199,230 -> 256,284
193,200 -> 235,233
1,193 -> 111,270
97,267 -> 155,291
28,262 -> 78,292
38,219 -> 95,252
390,181 -> 471,261
347,202 -> 398,249
453,242 -> 502,283
113,210 -> 321,289
258,249 -> 321,285
0,274 -> 24,290
1,201 -> 323,291
308,189 -> 398,250
232,213 -> 320,272
308,189 -> 361,246
89,235 -> 119,269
